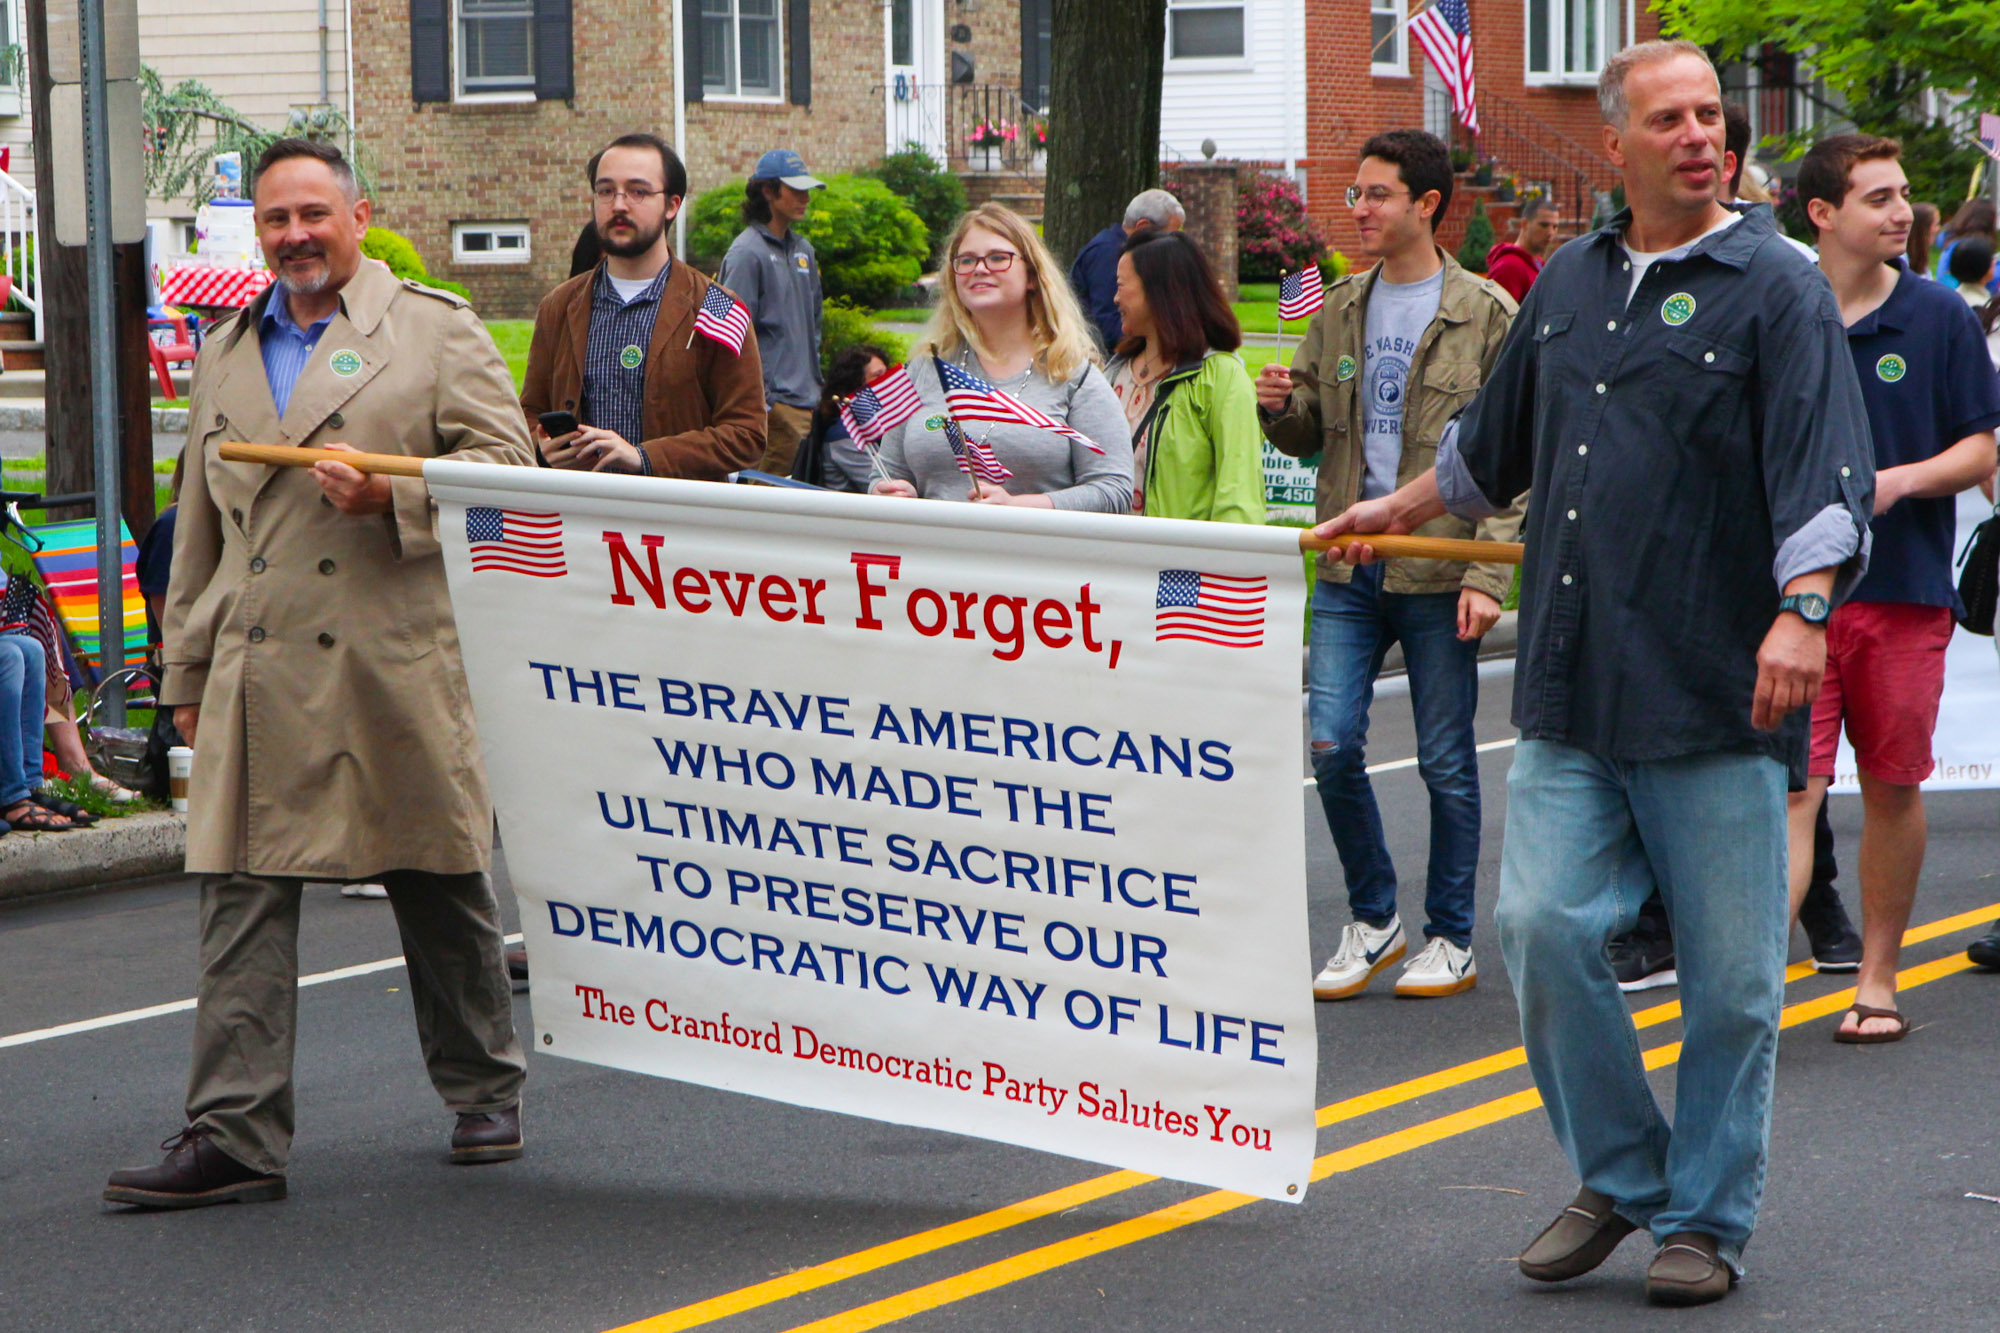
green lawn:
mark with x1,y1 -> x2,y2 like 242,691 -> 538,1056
488,319 -> 533,391
872,307 -> 933,325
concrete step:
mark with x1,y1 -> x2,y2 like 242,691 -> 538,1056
0,366 -> 191,399
2,340 -> 43,371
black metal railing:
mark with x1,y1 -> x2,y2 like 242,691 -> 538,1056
878,83 -> 1049,174
1427,87 -> 1621,230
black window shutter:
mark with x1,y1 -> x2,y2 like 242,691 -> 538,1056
535,0 -> 574,100
788,0 -> 811,107
683,0 -> 704,103
1020,0 -> 1051,112
410,0 -> 450,103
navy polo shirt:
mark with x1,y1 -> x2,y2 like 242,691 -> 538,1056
1846,263 -> 2000,611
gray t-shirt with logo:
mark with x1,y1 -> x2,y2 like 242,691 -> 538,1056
1360,268 -> 1444,500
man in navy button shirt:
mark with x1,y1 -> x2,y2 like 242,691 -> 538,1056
1788,134 -> 2000,1043
1316,41 -> 1875,1305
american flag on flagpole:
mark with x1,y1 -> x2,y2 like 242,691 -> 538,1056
467,508 -> 566,578
838,363 -> 924,446
943,418 -> 1015,483
934,354 -> 1105,454
692,284 -> 753,354
1410,0 -> 1479,135
1277,265 -> 1324,321
1154,571 -> 1268,649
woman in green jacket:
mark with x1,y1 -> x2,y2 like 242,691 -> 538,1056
1105,231 -> 1267,524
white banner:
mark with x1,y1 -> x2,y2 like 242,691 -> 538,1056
428,462 -> 1319,1202
1831,490 -> 2000,793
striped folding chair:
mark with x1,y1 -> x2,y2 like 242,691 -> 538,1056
21,515 -> 150,689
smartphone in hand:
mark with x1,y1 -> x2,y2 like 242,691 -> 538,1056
538,410 -> 578,439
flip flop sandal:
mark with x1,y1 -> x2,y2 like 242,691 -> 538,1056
29,791 -> 97,826
2,801 -> 73,832
1833,1003 -> 1909,1044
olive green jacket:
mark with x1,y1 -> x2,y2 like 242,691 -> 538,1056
1261,249 -> 1523,599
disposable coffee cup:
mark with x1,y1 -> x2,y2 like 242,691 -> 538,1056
167,746 -> 194,813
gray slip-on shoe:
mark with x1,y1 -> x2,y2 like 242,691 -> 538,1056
1518,1185 -> 1639,1282
1646,1231 -> 1737,1306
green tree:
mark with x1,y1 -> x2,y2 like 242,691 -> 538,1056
867,146 -> 967,270
141,65 -> 367,205
1043,0 -> 1167,266
1661,0 -> 1993,219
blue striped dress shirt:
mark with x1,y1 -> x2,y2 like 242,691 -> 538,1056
260,285 -> 335,418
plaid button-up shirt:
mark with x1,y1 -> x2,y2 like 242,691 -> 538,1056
581,261 -> 671,474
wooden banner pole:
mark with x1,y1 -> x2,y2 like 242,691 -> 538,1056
217,442 -> 1525,564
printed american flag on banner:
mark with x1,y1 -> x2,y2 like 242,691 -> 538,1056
943,419 -> 1015,483
1981,113 -> 2000,164
1155,570 -> 1267,648
1277,265 -> 1324,321
467,507 -> 566,578
692,285 -> 752,354
838,363 -> 924,446
934,354 -> 1105,454
1411,0 -> 1479,135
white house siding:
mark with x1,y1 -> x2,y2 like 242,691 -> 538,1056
1158,0 -> 1304,171
140,0 -> 354,244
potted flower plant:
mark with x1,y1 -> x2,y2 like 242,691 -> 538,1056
1031,120 -> 1049,171
966,119 -> 1017,171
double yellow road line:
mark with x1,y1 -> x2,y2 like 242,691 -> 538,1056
610,903 -> 1998,1333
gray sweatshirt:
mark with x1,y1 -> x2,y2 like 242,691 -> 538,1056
717,222 -> 823,410
875,353 -> 1133,512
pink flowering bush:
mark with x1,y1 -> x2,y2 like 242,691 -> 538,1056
1236,171 -> 1329,282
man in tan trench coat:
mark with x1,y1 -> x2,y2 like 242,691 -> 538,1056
104,140 -> 533,1209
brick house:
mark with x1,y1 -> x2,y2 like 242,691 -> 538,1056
352,0 -> 1047,317
1161,0 -> 1663,260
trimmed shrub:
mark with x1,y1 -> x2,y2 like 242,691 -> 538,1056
1456,200 -> 1495,274
867,145 -> 966,270
361,226 -> 472,302
689,175 -> 928,309
1237,172 -> 1330,283
820,298 -> 910,378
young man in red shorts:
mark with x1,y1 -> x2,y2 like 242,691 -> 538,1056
1793,134 -> 2000,1041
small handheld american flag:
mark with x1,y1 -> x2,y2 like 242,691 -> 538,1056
1278,266 -> 1324,321
838,363 -> 924,446
934,354 -> 1104,454
692,284 -> 752,354
943,419 -> 1014,484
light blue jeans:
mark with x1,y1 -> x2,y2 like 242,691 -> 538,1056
1495,739 -> 1788,1270
0,633 -> 48,807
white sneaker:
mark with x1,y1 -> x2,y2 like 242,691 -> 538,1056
1313,918 -> 1407,1001
340,883 -> 389,900
1394,937 -> 1478,997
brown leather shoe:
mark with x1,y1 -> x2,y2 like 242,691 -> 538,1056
1518,1185 -> 1639,1282
1646,1231 -> 1737,1306
451,1106 -> 523,1164
103,1124 -> 286,1209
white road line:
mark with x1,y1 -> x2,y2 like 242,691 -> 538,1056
0,932 -> 525,1051
1302,736 -> 1518,787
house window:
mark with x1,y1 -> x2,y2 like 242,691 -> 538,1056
458,0 -> 535,95
452,221 -> 532,265
701,0 -> 783,99
1371,0 -> 1406,75
1167,1 -> 1245,61
1526,0 -> 1627,83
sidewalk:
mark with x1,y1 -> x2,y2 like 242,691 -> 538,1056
0,401 -> 188,433
0,810 -> 186,902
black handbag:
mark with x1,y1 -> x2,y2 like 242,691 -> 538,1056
1956,503 -> 2000,635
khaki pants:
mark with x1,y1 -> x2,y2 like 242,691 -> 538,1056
185,869 -> 526,1174
759,401 -> 814,476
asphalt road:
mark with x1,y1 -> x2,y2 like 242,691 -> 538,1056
5,669 -> 1998,1332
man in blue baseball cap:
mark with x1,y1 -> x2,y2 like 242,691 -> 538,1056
719,148 -> 827,475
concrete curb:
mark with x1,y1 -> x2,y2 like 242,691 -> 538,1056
0,402 -> 188,433
0,809 -> 185,903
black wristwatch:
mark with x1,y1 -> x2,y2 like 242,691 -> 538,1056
1778,592 -> 1831,625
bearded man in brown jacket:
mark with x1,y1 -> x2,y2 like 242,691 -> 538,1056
104,139 -> 533,1210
